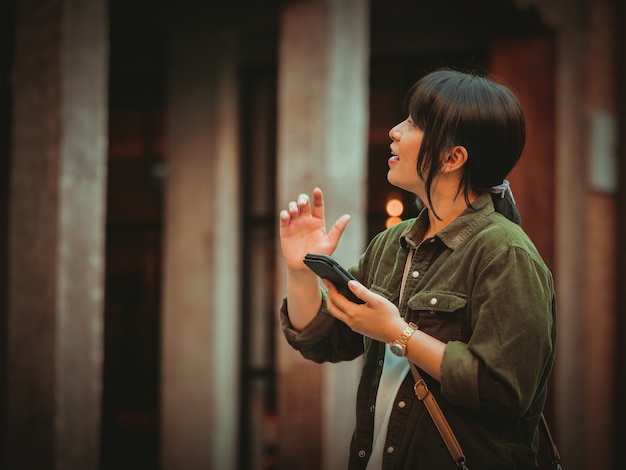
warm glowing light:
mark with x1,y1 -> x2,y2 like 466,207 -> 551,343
385,216 -> 402,228
385,198 -> 404,217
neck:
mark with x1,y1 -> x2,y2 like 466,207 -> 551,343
422,186 -> 478,239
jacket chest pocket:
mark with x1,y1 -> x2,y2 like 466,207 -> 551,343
407,292 -> 467,343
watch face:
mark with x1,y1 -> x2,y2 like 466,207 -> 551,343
390,344 -> 404,357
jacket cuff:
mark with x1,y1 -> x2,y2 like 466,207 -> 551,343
279,294 -> 336,348
440,340 -> 480,409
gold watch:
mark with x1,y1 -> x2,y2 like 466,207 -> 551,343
389,322 -> 418,357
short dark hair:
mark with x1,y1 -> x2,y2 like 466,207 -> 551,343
408,68 -> 525,224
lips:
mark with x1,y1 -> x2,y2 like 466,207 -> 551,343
388,154 -> 399,167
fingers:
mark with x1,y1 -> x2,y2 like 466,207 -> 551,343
323,280 -> 342,312
347,280 -> 367,301
310,187 -> 324,219
279,188 -> 324,225
287,193 -> 311,217
328,214 -> 351,247
324,280 -> 369,333
279,193 -> 311,226
324,279 -> 368,310
297,193 -> 312,216
279,209 -> 290,227
279,188 -> 350,252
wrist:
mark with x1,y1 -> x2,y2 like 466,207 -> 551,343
389,322 -> 418,357
287,268 -> 322,297
288,266 -> 319,282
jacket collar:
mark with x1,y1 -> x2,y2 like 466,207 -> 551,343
400,193 -> 495,251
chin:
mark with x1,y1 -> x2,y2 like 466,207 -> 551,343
387,177 -> 408,193
387,171 -> 401,186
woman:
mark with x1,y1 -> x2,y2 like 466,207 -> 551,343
278,69 -> 557,469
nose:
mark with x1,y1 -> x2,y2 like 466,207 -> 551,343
389,123 -> 402,141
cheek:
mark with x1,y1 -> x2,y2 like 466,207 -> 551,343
403,135 -> 422,157
404,151 -> 419,171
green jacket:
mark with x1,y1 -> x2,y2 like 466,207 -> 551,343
281,194 -> 557,469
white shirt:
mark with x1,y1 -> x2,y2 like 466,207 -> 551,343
365,344 -> 410,469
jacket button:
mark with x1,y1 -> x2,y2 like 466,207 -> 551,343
369,404 -> 375,412
398,400 -> 406,408
430,297 -> 438,305
386,446 -> 395,454
358,450 -> 367,458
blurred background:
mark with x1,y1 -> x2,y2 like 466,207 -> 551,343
0,0 -> 624,469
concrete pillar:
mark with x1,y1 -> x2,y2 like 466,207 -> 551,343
584,1 -> 617,468
6,0 -> 108,468
552,16 -> 588,470
160,9 -> 240,470
276,0 -> 369,468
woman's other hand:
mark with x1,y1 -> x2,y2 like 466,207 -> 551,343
279,187 -> 351,272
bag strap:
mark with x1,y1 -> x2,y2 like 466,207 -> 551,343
540,413 -> 563,469
409,362 -> 469,469
400,248 -> 469,469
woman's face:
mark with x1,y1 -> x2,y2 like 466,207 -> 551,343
387,116 -> 425,196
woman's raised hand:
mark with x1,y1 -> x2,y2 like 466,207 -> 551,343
279,187 -> 350,272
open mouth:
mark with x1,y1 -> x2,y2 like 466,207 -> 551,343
389,154 -> 399,161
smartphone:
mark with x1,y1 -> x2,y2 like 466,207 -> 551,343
303,253 -> 365,304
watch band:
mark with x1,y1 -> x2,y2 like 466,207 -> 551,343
389,322 -> 418,357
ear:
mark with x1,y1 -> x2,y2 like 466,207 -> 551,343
443,146 -> 468,172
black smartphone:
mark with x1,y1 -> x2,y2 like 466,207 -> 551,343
303,253 -> 365,304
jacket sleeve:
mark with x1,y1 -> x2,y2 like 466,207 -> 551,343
439,244 -> 557,419
279,292 -> 365,363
